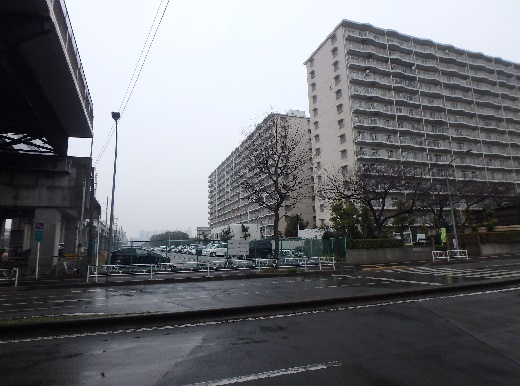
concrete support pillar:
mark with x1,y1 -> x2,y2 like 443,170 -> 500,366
29,208 -> 62,272
0,218 -> 5,251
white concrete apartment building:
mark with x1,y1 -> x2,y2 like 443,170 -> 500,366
304,20 -> 520,227
208,111 -> 315,238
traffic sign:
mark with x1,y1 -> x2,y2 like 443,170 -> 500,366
34,221 -> 45,242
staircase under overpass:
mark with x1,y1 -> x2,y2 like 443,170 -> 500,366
0,0 -> 102,274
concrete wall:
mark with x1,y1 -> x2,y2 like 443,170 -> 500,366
480,243 -> 520,256
345,247 -> 433,265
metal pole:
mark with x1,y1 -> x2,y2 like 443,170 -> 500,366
445,150 -> 471,251
446,175 -> 458,250
107,112 -> 120,263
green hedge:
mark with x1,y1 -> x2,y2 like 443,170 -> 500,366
346,238 -> 404,249
479,232 -> 520,244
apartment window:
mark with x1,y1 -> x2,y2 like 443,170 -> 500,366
335,89 -> 342,99
317,175 -> 323,184
462,171 -> 470,179
455,128 -> 462,136
383,119 -> 390,127
313,121 -> 319,130
313,108 -> 318,117
340,149 -> 348,159
334,75 -> 341,86
396,107 -> 403,114
330,33 -> 337,44
387,150 -> 395,158
339,134 -> 346,144
311,82 -> 316,91
310,70 -> 315,79
489,172 -> 496,180
341,165 -> 349,176
309,58 -> 314,67
314,134 -> 320,143
320,204 -> 325,213
333,61 -> 339,72
402,151 -> 408,160
338,118 -> 345,129
336,103 -> 343,113
458,143 -> 464,150
332,47 -> 338,58
316,162 -> 322,171
315,148 -> 321,156
371,148 -> 379,157
312,95 -> 317,104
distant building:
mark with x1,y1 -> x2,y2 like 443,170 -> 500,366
304,20 -> 520,226
208,111 -> 315,238
196,226 -> 210,240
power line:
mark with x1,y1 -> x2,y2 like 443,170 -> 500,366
94,0 -> 170,166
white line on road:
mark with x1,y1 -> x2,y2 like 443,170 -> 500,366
183,361 -> 341,385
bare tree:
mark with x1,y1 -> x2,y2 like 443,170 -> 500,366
321,164 -> 430,238
238,113 -> 311,259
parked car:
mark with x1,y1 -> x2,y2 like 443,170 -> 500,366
202,243 -> 228,257
110,247 -> 170,265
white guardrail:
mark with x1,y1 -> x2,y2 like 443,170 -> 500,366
0,268 -> 19,286
432,250 -> 469,262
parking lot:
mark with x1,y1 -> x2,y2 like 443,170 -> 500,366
86,251 -> 336,283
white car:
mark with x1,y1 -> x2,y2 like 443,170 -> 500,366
202,243 -> 228,257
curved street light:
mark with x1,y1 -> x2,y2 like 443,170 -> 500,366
107,112 -> 120,263
446,149 -> 471,250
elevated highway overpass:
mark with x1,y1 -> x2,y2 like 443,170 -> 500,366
0,0 -> 102,274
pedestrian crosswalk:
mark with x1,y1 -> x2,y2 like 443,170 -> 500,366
384,266 -> 520,280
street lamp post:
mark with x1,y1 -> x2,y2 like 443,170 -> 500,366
107,112 -> 120,263
446,149 -> 471,250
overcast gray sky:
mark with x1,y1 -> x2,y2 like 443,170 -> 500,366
65,0 -> 520,239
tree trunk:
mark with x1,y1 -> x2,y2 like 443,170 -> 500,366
273,210 -> 280,259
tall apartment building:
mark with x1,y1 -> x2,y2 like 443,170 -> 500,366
304,20 -> 520,227
208,111 -> 315,238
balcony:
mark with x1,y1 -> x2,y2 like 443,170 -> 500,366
387,37 -> 413,53
348,72 -> 393,88
346,42 -> 388,60
352,101 -> 395,117
344,29 -> 387,48
394,92 -> 421,105
439,62 -> 469,75
353,116 -> 396,129
417,82 -> 443,96
447,115 -> 478,128
445,101 -> 475,115
420,97 -> 445,110
480,119 -> 506,131
437,48 -> 467,64
466,55 -> 495,71
349,86 -> 394,102
476,107 -> 502,119
396,120 -> 425,133
399,136 -> 425,147
388,51 -> 415,65
392,77 -> 419,92
443,88 -> 472,102
347,56 -> 391,73
473,93 -> 502,108
415,57 -> 438,70
504,111 -> 520,123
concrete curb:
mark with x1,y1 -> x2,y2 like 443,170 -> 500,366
2,276 -> 520,339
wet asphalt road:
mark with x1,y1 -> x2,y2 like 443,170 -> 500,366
2,281 -> 520,385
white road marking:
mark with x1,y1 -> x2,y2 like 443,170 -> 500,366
183,361 -> 341,385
